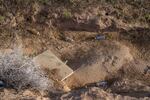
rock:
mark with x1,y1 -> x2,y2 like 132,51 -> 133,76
23,90 -> 34,97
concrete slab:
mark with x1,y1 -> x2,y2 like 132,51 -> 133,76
33,50 -> 73,81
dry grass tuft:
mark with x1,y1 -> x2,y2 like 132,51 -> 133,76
0,49 -> 53,91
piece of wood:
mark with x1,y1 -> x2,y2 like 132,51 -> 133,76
33,50 -> 73,81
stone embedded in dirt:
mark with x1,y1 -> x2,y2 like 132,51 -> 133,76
33,50 -> 73,81
62,41 -> 133,90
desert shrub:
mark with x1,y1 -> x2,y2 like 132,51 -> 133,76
0,49 -> 53,91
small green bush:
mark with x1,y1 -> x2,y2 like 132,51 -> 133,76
0,15 -> 5,22
63,9 -> 72,19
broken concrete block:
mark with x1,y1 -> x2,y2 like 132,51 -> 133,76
33,50 -> 73,81
62,41 -> 133,90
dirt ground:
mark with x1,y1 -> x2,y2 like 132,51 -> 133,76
0,0 -> 150,100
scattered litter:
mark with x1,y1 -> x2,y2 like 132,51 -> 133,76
96,81 -> 108,88
0,81 -> 5,88
95,35 -> 106,40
